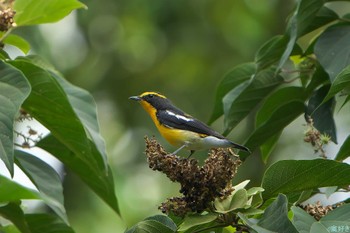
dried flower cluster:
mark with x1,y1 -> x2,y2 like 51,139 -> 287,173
301,201 -> 342,221
304,116 -> 330,158
144,136 -> 241,216
0,0 -> 15,31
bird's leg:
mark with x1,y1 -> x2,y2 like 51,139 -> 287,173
187,150 -> 195,159
171,144 -> 186,155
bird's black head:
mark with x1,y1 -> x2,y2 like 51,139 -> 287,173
129,92 -> 173,110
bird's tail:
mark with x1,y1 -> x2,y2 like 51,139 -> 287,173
230,141 -> 251,153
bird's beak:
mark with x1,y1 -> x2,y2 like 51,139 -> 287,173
129,95 -> 141,101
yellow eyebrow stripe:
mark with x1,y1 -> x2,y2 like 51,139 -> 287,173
140,91 -> 166,99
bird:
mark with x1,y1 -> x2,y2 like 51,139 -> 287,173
129,91 -> 250,157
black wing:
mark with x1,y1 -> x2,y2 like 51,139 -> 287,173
156,109 -> 225,139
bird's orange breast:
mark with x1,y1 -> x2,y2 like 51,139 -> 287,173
139,100 -> 200,147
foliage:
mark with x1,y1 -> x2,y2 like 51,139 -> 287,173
125,0 -> 350,232
2,0 -> 350,232
0,0 -> 118,232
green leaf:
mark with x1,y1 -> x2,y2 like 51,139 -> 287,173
10,58 -> 108,170
262,159 -> 350,200
1,33 -> 31,54
126,215 -> 176,233
0,174 -> 40,202
256,87 -> 307,127
277,0 -> 325,70
0,202 -> 30,233
7,59 -> 119,214
295,190 -> 314,204
178,213 -> 218,231
256,87 -> 307,161
223,68 -> 284,135
318,221 -> 350,233
37,135 -> 119,217
300,6 -> 339,36
0,225 -> 21,233
247,187 -> 264,197
321,203 -> 350,221
238,208 -> 264,216
255,35 -> 288,71
258,194 -> 298,233
238,213 -> 275,233
20,55 -> 108,167
309,222 -> 329,233
323,64 -> 350,103
306,85 -> 337,143
260,134 -> 281,164
0,61 -> 31,176
8,59 -> 104,169
315,24 -> 350,82
291,206 -> 316,233
0,50 -> 10,60
144,215 -> 177,232
243,101 -> 305,160
215,189 -> 248,214
335,134 -> 350,161
25,214 -> 75,233
209,63 -> 256,124
14,0 -> 87,26
15,150 -> 68,224
305,62 -> 330,95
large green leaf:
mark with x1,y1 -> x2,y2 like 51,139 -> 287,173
209,63 -> 256,124
178,213 -> 218,231
277,0 -> 325,70
52,74 -> 108,168
315,24 -> 350,82
310,205 -> 350,233
335,134 -> 350,161
255,86 -> 307,162
262,159 -> 350,199
238,213 -> 275,233
309,223 -> 329,233
305,63 -> 330,95
323,64 -> 350,103
0,202 -> 30,233
258,194 -> 298,233
37,135 -> 119,216
8,60 -> 103,169
15,150 -> 68,224
299,6 -> 338,37
0,33 -> 31,54
242,101 -> 304,160
291,206 -> 316,233
125,215 -> 176,233
0,61 -> 31,176
260,134 -> 281,164
255,35 -> 288,71
322,203 -> 350,221
256,87 -> 306,126
306,85 -> 337,143
21,55 -> 108,169
25,214 -> 75,233
8,59 -> 106,170
0,174 -> 40,202
14,0 -> 87,26
223,68 -> 284,135
8,60 -> 119,214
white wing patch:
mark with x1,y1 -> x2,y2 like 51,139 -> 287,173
166,110 -> 193,122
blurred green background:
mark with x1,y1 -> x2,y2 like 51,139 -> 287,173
13,0 -> 320,232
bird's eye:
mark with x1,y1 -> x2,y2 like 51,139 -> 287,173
148,94 -> 154,98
